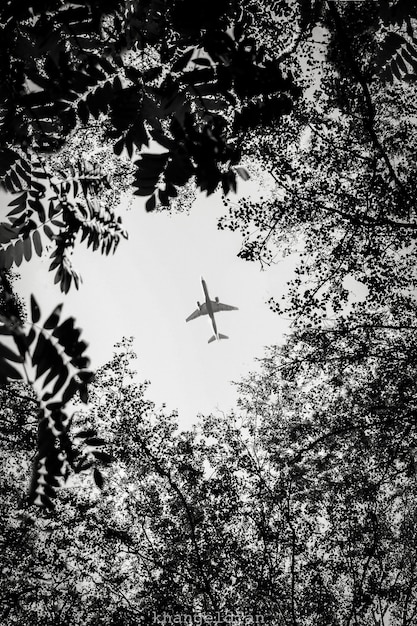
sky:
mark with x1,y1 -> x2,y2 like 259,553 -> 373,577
8,26 -> 330,430
16,179 -> 293,428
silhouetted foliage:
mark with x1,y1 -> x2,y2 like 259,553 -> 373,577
0,0 -> 416,521
3,336 -> 417,624
0,272 -> 103,507
0,0 -> 299,505
220,0 -> 417,325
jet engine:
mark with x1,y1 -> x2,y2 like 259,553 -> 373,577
197,301 -> 201,309
215,297 -> 219,303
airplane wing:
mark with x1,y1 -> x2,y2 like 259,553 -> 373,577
186,304 -> 207,322
211,301 -> 239,313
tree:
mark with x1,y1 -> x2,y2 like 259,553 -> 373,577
1,7 -> 416,624
3,333 -> 417,624
0,0 -> 297,272
0,2 -> 415,525
1,340 -> 301,623
219,0 -> 417,325
0,0 -> 299,505
234,305 -> 417,624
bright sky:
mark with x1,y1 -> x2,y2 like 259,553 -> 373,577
16,180 -> 293,428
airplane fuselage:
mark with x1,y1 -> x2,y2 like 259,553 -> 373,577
186,276 -> 236,343
201,277 -> 219,337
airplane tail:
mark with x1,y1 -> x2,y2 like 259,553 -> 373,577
208,334 -> 228,344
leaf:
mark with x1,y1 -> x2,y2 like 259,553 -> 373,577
30,295 -> 41,323
23,236 -> 32,262
158,189 -> 170,206
43,474 -> 61,488
93,468 -> 104,489
35,339 -> 57,379
236,167 -> 250,181
146,193 -> 157,211
28,198 -> 46,222
32,169 -> 48,179
402,46 -> 417,69
391,58 -> 402,81
45,401 -> 65,412
234,20 -> 244,42
41,483 -> 58,500
133,152 -> 169,197
43,352 -> 64,387
78,99 -> 90,124
124,66 -> 143,83
0,357 -> 23,380
10,168 -> 22,190
74,460 -> 94,473
43,224 -> 54,239
70,340 -> 88,363
52,316 -> 76,344
13,239 -> 24,266
43,304 -> 63,329
172,47 -> 195,72
91,450 -> 113,464
396,51 -> 408,74
48,200 -> 59,219
406,41 -> 417,60
4,245 -> 14,270
62,376 -> 80,403
113,138 -> 124,156
51,366 -> 69,396
77,370 -> 95,383
51,219 -> 65,227
79,383 -> 88,403
8,192 -> 28,207
31,180 -> 46,194
32,230 -> 43,256
13,334 -> 29,358
142,66 -> 163,82
27,327 -> 36,346
85,437 -> 107,447
0,223 -> 19,243
192,58 -> 212,67
35,494 -> 54,510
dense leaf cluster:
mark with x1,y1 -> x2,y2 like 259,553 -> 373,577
0,3 -> 416,623
3,333 -> 417,624
0,0 -> 300,506
0,274 -> 103,508
0,0 -> 297,210
0,0 -> 415,587
220,0 -> 417,324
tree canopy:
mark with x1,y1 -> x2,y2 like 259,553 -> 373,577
1,1 -> 417,623
2,335 -> 417,624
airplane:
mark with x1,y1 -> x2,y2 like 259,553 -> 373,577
186,277 -> 238,343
